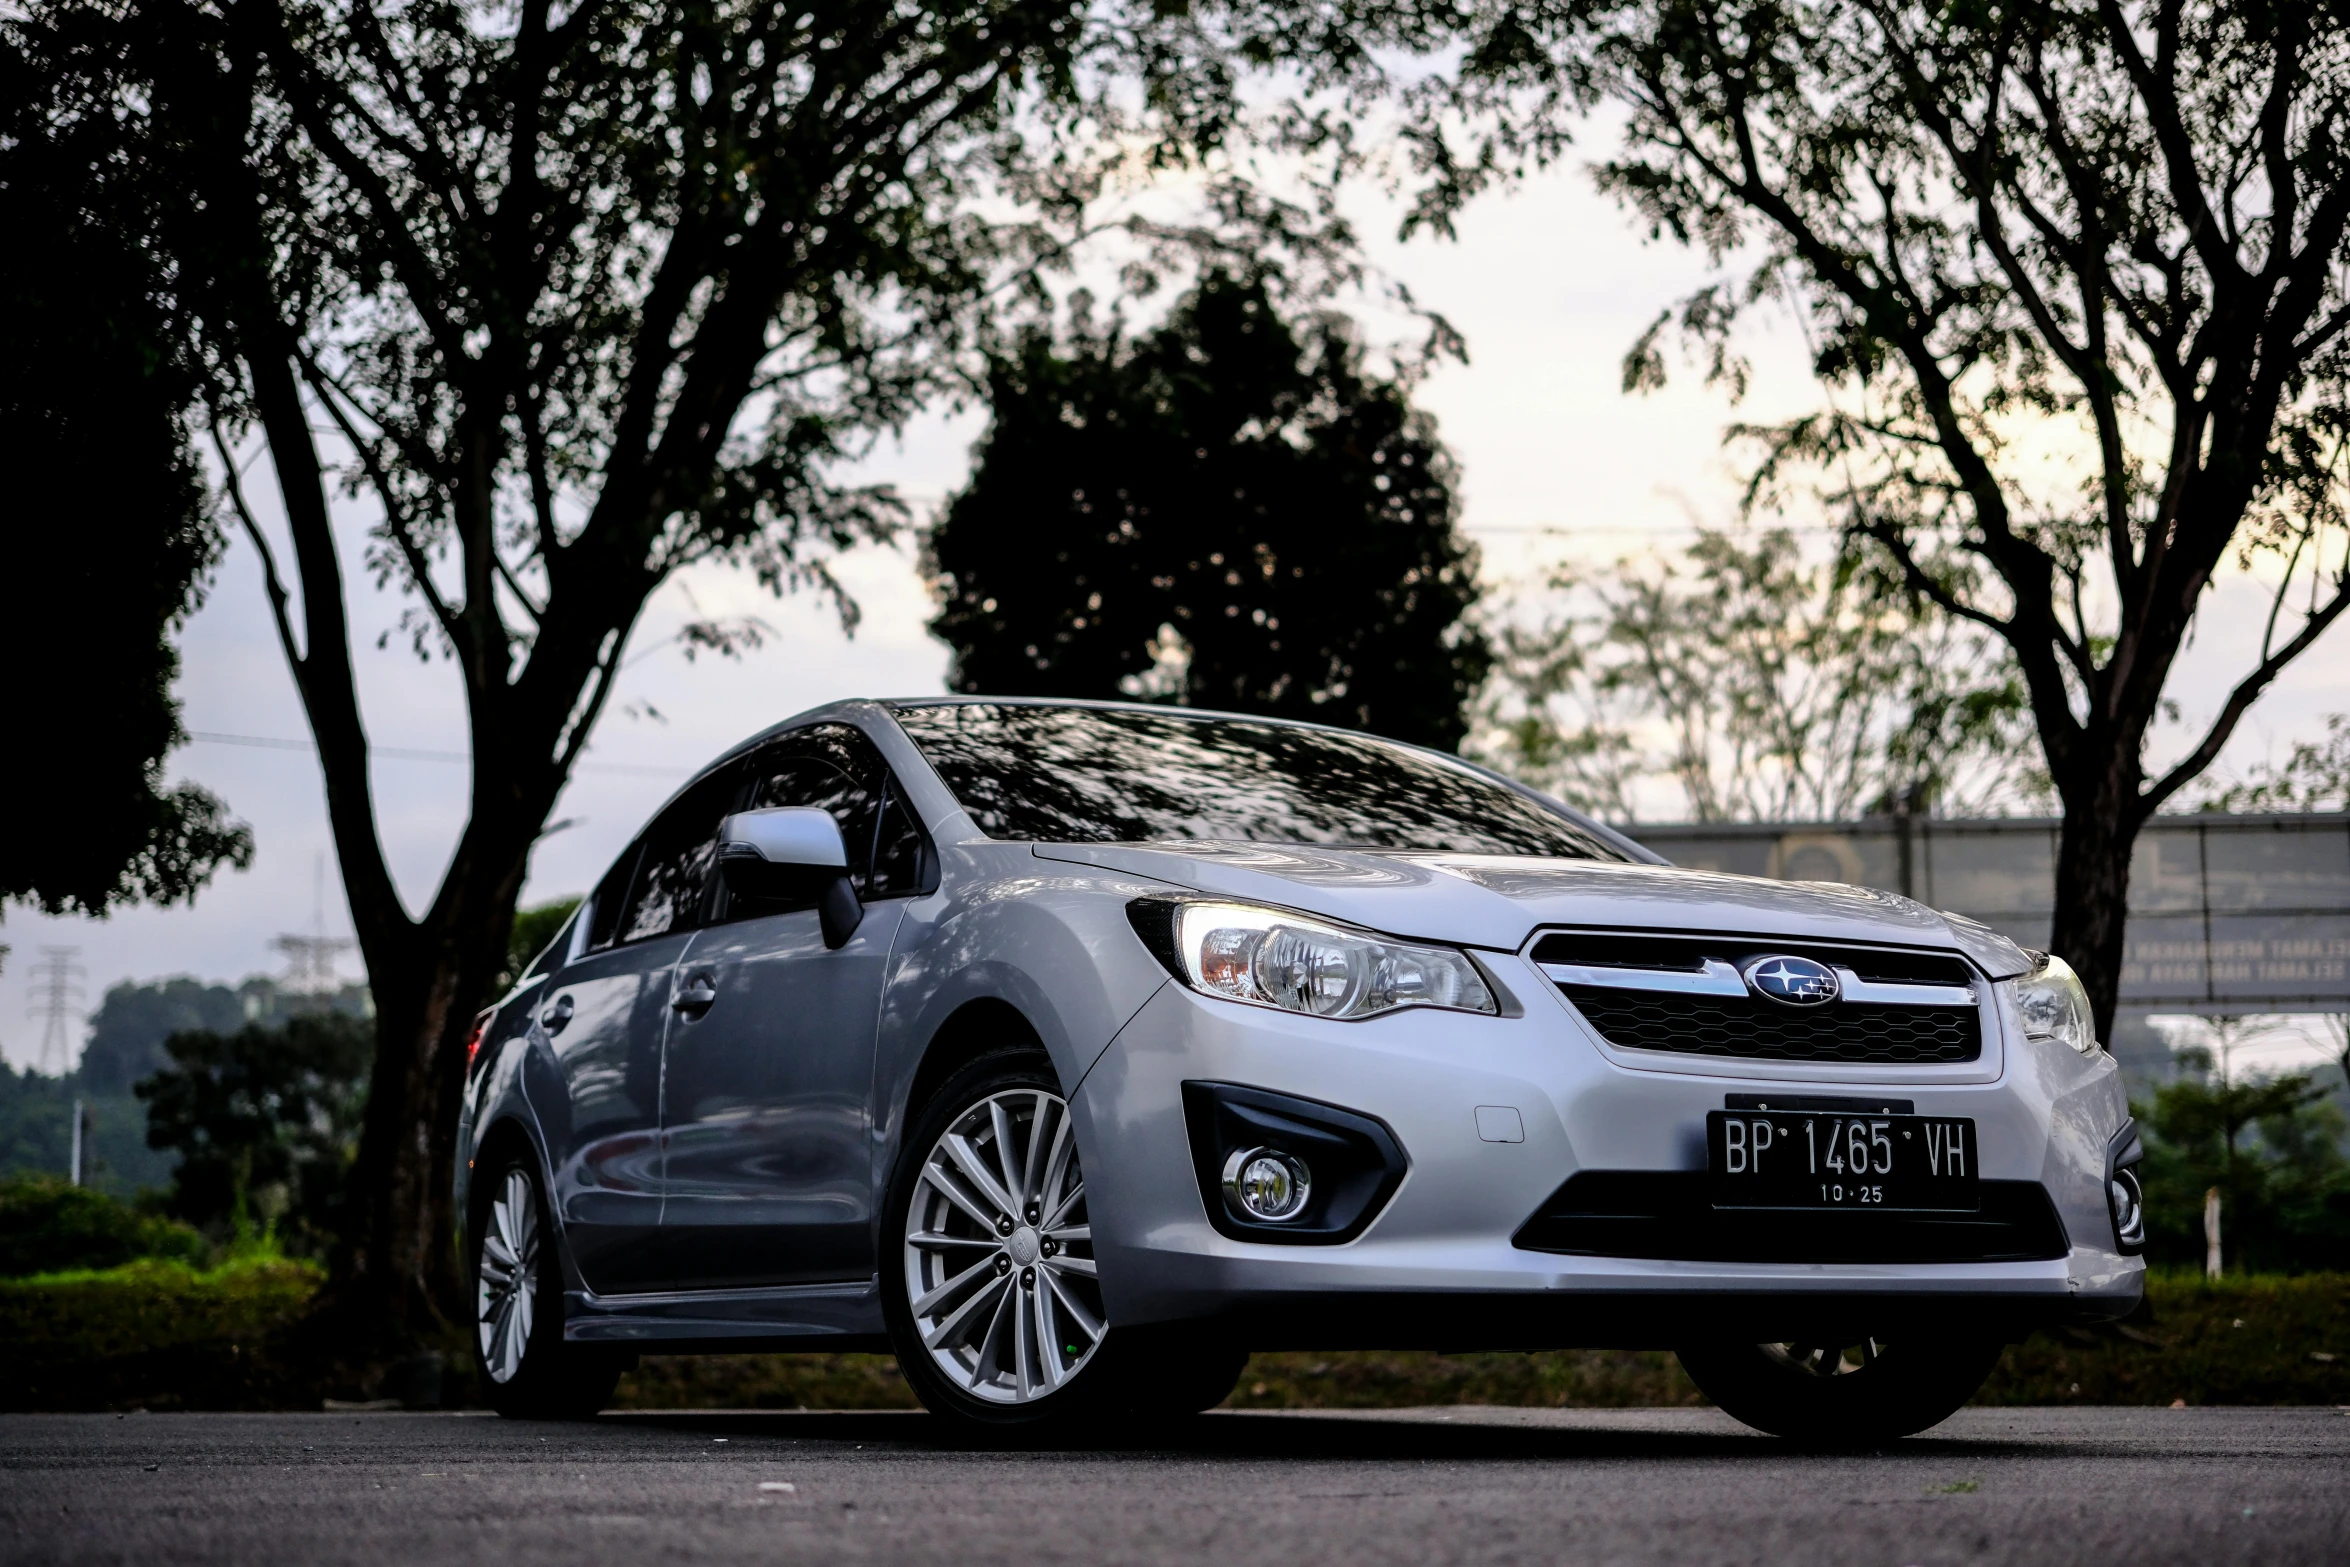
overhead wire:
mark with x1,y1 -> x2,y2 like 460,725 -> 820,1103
186,731 -> 682,778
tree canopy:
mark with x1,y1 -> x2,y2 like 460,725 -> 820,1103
0,51 -> 251,919
1477,528 -> 2041,822
2203,714 -> 2350,812
928,272 -> 1488,750
77,979 -> 252,1097
77,975 -> 371,1095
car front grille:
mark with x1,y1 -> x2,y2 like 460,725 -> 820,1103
1559,989 -> 1981,1064
1513,1171 -> 2068,1264
1534,931 -> 1984,1066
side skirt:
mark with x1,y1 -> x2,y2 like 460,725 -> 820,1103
564,1276 -> 890,1354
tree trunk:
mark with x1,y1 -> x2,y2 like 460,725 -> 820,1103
334,840 -> 533,1345
2049,756 -> 2146,1045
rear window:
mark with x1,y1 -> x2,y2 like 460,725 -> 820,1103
890,703 -> 1630,859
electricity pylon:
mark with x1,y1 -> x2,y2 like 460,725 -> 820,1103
272,852 -> 354,996
26,946 -> 86,1077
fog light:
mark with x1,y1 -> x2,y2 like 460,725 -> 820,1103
1222,1147 -> 1311,1222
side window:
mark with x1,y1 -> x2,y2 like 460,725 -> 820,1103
744,726 -> 880,898
736,723 -> 928,907
583,844 -> 640,954
618,769 -> 741,944
869,782 -> 928,898
751,756 -> 875,868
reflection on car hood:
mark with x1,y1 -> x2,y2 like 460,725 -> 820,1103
1029,840 -> 2029,973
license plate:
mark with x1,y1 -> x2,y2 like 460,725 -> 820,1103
1706,1110 -> 1978,1211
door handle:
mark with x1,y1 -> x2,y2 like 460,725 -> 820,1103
672,973 -> 718,1016
539,994 -> 575,1034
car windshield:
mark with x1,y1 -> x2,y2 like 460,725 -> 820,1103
890,703 -> 1632,859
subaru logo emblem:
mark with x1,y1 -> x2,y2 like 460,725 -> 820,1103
1741,954 -> 1840,1007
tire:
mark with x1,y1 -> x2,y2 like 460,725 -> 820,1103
1676,1333 -> 2004,1446
468,1150 -> 626,1419
882,1048 -> 1243,1431
1114,1326 -> 1249,1416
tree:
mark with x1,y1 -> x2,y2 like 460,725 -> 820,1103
77,979 -> 254,1096
927,271 -> 1489,749
138,1012 -> 374,1257
1286,0 -> 2350,1035
1476,527 -> 2042,821
78,974 -> 372,1095
3,0 -> 1248,1339
2134,1059 -> 2350,1274
2202,714 -> 2350,811
0,47 -> 251,920
0,1064 -> 179,1195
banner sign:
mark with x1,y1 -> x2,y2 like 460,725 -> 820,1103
1628,813 -> 2350,1013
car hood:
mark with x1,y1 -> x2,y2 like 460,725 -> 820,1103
1030,841 -> 2032,976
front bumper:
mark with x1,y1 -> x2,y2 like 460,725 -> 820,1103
1069,952 -> 2142,1348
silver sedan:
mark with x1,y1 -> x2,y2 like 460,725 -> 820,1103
459,699 -> 2142,1442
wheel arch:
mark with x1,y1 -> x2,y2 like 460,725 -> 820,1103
469,1114 -> 543,1192
464,1113 -> 583,1291
903,997 -> 1053,1124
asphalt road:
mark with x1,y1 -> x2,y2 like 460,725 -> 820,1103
5,1405 -> 2347,1566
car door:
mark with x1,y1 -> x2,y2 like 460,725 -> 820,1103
534,768 -> 737,1293
657,722 -> 932,1289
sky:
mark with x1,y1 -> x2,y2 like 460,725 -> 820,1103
5,155 -> 2346,1074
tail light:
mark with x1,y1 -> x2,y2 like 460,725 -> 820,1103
465,1011 -> 493,1076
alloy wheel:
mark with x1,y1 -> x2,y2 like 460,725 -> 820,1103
902,1087 -> 1103,1403
476,1168 -> 540,1385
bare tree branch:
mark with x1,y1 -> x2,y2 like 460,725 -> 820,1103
2144,575 -> 2350,816
210,423 -> 302,672
297,351 -> 460,639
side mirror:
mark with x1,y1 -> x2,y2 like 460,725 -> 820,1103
717,807 -> 864,948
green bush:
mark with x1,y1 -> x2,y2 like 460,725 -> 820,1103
0,1175 -> 206,1277
0,1255 -> 322,1411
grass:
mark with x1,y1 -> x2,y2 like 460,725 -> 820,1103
7,1262 -> 2345,1412
1209,1348 -> 1707,1412
1974,1269 -> 2350,1407
611,1272 -> 2350,1412
605,1346 -> 1710,1411
614,1352 -> 923,1411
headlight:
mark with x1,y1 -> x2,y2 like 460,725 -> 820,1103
1138,899 -> 1498,1020
2003,951 -> 2098,1055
